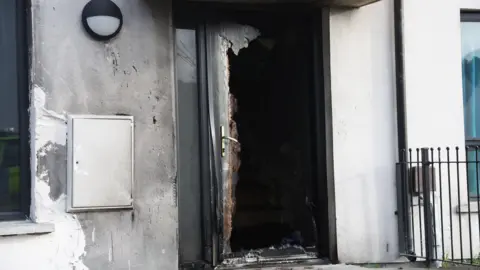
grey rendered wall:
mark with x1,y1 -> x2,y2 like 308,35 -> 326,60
28,0 -> 177,269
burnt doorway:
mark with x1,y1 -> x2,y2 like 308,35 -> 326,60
200,9 -> 334,266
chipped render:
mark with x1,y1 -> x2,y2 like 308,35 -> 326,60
29,85 -> 89,269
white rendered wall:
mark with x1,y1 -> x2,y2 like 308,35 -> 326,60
330,0 -> 399,263
403,0 -> 465,262
330,0 -> 479,263
403,0 -> 479,262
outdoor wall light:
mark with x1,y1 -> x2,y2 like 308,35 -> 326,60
82,0 -> 123,41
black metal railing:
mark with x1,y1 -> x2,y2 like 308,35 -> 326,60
397,147 -> 480,267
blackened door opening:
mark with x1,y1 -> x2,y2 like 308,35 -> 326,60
203,11 -> 331,265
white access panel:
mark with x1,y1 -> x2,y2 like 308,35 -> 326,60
66,115 -> 134,212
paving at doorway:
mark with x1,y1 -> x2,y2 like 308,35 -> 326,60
217,263 -> 480,269
222,265 -> 478,270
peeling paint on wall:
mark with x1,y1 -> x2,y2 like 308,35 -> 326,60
29,85 -> 89,270
37,142 -> 67,201
19,0 -> 178,269
0,0 -> 177,269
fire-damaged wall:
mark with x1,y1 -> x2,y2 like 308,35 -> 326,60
2,0 -> 466,268
0,0 -> 178,269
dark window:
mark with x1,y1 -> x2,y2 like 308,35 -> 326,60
461,12 -> 480,198
0,0 -> 30,219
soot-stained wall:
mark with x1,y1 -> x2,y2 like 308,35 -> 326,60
0,0 -> 176,269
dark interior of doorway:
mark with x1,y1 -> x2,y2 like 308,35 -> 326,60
222,12 -> 329,259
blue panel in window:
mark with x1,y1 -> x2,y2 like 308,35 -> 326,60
462,21 -> 480,197
466,148 -> 480,198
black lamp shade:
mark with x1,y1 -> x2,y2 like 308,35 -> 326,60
82,0 -> 123,41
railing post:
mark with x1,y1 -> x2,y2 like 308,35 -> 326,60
421,148 -> 434,266
397,150 -> 413,259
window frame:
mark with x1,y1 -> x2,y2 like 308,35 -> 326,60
0,0 -> 31,221
462,12 -> 480,23
460,11 -> 480,199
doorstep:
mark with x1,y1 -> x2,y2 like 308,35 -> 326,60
216,262 -> 479,269
237,265 -> 365,270
217,264 -> 401,270
217,264 -> 358,270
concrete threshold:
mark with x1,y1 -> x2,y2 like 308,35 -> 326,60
218,263 -> 480,269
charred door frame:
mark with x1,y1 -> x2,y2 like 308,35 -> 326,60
174,2 -> 337,268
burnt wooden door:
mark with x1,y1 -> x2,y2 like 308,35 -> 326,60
205,23 -> 261,258
176,4 -> 336,268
